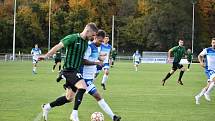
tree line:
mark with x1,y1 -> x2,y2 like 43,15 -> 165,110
0,0 -> 214,55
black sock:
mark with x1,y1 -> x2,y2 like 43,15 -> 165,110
188,64 -> 190,69
73,89 -> 86,110
163,73 -> 172,81
59,65 -> 61,71
50,96 -> 70,108
53,65 -> 56,70
178,71 -> 184,81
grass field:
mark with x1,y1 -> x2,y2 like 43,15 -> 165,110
0,60 -> 214,121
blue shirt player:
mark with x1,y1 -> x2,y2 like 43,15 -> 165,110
97,36 -> 112,90
133,50 -> 141,71
31,44 -> 41,74
81,30 -> 121,121
195,38 -> 215,104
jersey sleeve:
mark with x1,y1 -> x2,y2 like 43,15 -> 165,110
171,46 -> 177,52
83,46 -> 91,60
39,49 -> 42,54
60,34 -> 75,48
200,48 -> 207,56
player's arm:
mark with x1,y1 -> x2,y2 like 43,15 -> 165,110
167,48 -> 174,62
198,49 -> 206,68
39,42 -> 64,60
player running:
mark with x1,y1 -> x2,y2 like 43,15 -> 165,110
52,50 -> 62,72
39,23 -> 98,121
97,36 -> 112,90
132,50 -> 141,71
31,44 -> 41,74
186,48 -> 193,71
161,40 -> 186,86
81,30 -> 121,121
195,38 -> 215,104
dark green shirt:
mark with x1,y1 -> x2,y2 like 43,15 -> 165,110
55,51 -> 61,60
171,46 -> 186,63
61,33 -> 88,70
111,50 -> 117,58
187,52 -> 193,61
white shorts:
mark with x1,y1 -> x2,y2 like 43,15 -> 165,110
206,70 -> 215,82
32,59 -> 38,64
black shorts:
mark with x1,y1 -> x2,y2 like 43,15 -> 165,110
55,59 -> 61,64
59,69 -> 83,92
172,62 -> 183,71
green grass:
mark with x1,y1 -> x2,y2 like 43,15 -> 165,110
0,61 -> 214,121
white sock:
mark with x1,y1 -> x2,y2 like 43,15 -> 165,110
196,88 -> 206,97
102,75 -> 108,84
98,99 -> 114,119
135,66 -> 138,71
72,110 -> 78,117
33,67 -> 36,72
205,82 -> 215,95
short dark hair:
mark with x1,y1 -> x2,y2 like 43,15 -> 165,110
212,38 -> 215,41
96,29 -> 106,38
87,22 -> 98,32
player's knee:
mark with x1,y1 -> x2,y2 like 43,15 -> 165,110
66,94 -> 74,101
92,92 -> 102,101
181,67 -> 185,71
170,70 -> 175,74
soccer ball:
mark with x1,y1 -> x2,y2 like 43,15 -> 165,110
91,112 -> 104,121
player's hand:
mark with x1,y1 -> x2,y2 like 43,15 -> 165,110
167,57 -> 171,63
94,61 -> 103,66
38,55 -> 46,61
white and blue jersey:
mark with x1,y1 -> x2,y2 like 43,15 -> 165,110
200,47 -> 215,82
133,52 -> 141,64
100,43 -> 112,69
31,48 -> 41,63
80,43 -> 99,95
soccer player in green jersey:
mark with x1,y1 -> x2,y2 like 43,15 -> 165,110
52,50 -> 62,72
161,40 -> 186,86
110,48 -> 117,67
39,22 -> 98,121
186,48 -> 193,71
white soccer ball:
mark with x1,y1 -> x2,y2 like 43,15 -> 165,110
91,112 -> 104,121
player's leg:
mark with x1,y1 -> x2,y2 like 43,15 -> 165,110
204,73 -> 215,101
177,65 -> 185,85
32,60 -> 37,74
86,80 -> 121,121
195,81 -> 210,104
101,67 -> 109,90
161,63 -> 176,86
187,61 -> 191,71
58,62 -> 61,72
52,64 -> 56,72
42,88 -> 74,121
70,78 -> 87,121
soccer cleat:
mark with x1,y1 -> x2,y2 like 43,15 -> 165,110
177,80 -> 183,85
113,115 -> 121,121
187,69 -> 190,71
195,96 -> 200,105
101,83 -> 106,90
41,104 -> 49,121
52,70 -> 54,72
70,113 -> 79,121
204,93 -> 211,101
161,79 -> 165,86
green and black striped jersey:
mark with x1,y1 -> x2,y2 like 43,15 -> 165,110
61,33 -> 88,70
171,46 -> 186,63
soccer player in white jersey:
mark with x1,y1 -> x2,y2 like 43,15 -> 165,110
195,38 -> 215,104
81,30 -> 121,121
133,50 -> 141,71
31,44 -> 41,74
98,36 -> 112,90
